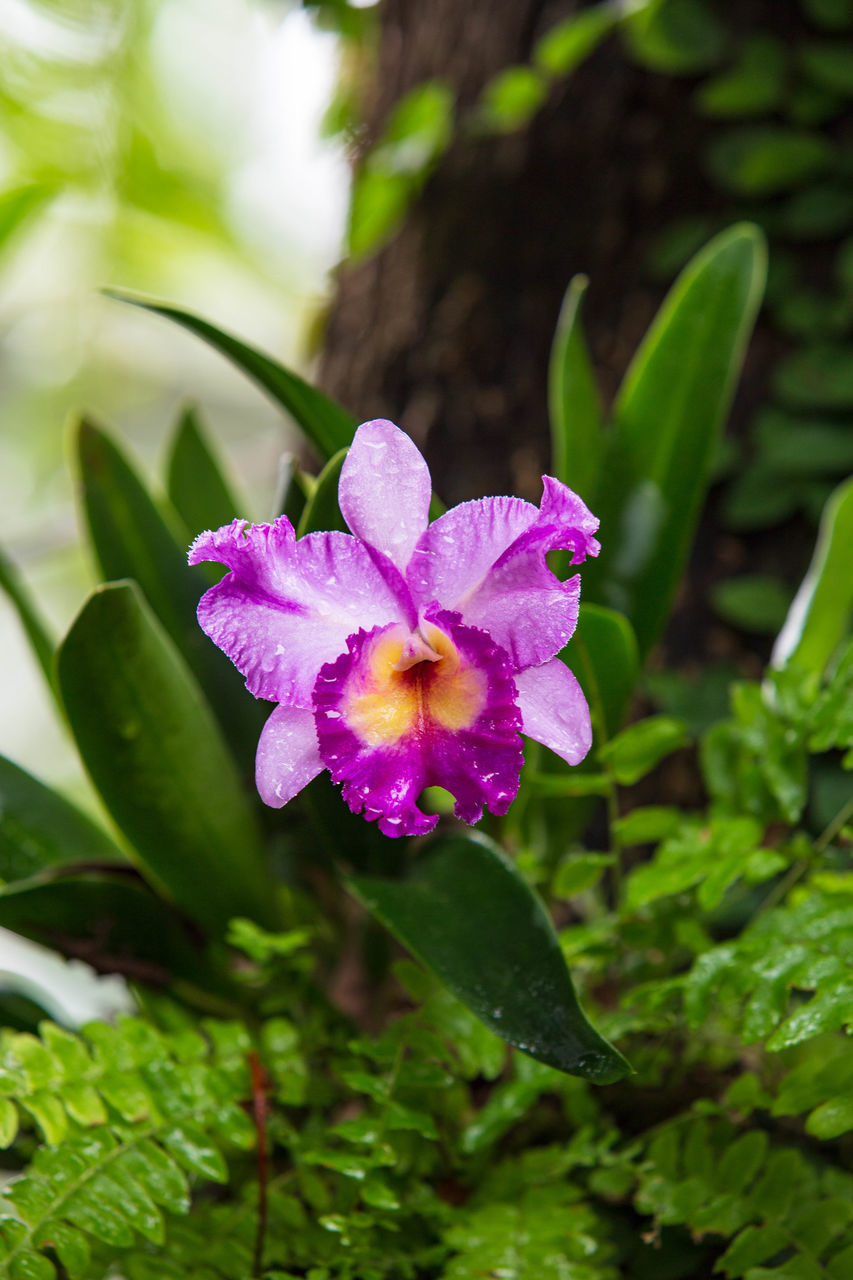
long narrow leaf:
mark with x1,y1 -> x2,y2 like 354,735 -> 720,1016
0,547 -> 55,692
165,405 -> 246,535
586,223 -> 766,660
105,291 -> 356,460
772,475 -> 853,675
548,274 -> 604,504
57,581 -> 279,935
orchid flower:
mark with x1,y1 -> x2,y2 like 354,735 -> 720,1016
189,420 -> 599,838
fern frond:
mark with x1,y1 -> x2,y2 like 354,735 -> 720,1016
0,1015 -> 264,1279
634,1113 -> 853,1279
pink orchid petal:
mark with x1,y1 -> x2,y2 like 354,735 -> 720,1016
410,477 -> 599,671
190,518 -> 409,705
256,705 -> 323,807
339,419 -> 432,573
515,658 -> 592,765
407,495 -> 538,610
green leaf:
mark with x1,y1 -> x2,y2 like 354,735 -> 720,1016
0,875 -> 228,996
623,0 -> 726,74
56,581 -> 278,934
585,224 -> 766,659
706,128 -> 833,196
105,291 -> 356,460
801,40 -> 853,94
552,853 -> 614,897
695,35 -> 787,117
600,716 -> 688,785
772,477 -> 853,675
0,185 -> 55,261
165,405 -> 245,535
348,82 -> 454,258
534,7 -> 618,78
774,344 -> 853,410
547,275 -> 603,506
0,755 -> 125,884
562,604 -> 639,742
349,833 -> 630,1083
802,0 -> 853,29
754,408 -> 853,475
75,417 -> 262,762
296,449 -> 349,537
711,575 -> 793,634
478,66 -> 548,132
0,547 -> 55,694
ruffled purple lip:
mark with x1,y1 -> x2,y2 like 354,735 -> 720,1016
313,610 -> 523,838
189,418 -> 597,837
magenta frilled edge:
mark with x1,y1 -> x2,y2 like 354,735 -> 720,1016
189,419 -> 600,838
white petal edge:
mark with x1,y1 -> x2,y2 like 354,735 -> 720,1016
515,658 -> 592,766
256,705 -> 324,808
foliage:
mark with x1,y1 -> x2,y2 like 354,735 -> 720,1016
1,86 -> 853,1278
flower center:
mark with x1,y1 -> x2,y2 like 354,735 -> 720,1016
340,622 -> 487,748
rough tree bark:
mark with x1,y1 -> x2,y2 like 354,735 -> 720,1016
318,0 -> 797,674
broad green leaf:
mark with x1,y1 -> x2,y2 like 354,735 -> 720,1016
599,715 -> 688,785
706,128 -> 832,196
349,833 -> 630,1083
585,224 -> 766,659
547,275 -> 603,506
0,547 -> 55,693
561,604 -> 639,742
296,448 -> 349,537
105,291 -> 356,460
56,581 -> 278,934
75,417 -> 263,763
0,755 -> 125,884
165,405 -> 245,535
534,7 -> 618,77
772,476 -> 853,674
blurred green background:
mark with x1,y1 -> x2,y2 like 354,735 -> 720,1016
0,0 -> 349,791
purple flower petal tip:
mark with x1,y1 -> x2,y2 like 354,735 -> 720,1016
190,420 -> 597,833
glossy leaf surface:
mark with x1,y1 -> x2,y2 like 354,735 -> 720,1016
0,756 -> 125,883
772,476 -> 853,675
586,223 -> 766,659
350,833 -> 630,1082
106,291 -> 356,460
57,581 -> 278,934
165,406 -> 246,536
